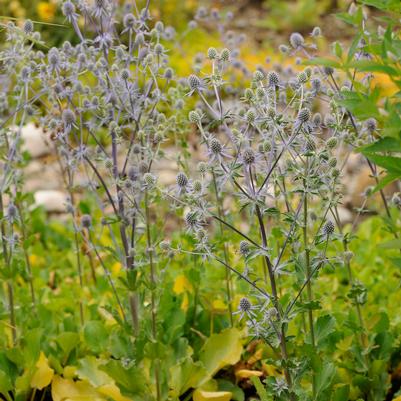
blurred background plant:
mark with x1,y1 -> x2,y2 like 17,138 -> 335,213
0,0 -> 357,49
258,0 -> 346,33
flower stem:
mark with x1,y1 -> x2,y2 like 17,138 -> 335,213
255,204 -> 294,396
212,170 -> 234,327
0,193 -> 17,344
7,281 -> 17,345
145,190 -> 161,401
303,164 -> 316,398
86,231 -> 127,324
67,178 -> 85,327
16,203 -> 36,308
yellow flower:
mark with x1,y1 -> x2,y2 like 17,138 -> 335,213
173,274 -> 193,294
37,2 -> 56,21
173,275 -> 193,312
29,254 -> 38,266
111,261 -> 122,276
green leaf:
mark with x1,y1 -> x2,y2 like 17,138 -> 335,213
378,239 -> 401,249
334,42 -> 343,59
143,341 -> 169,360
304,58 -> 341,69
359,137 -> 401,153
338,92 -> 379,119
336,11 -> 363,27
331,385 -> 350,401
55,332 -> 79,359
76,356 -> 111,387
315,362 -> 336,398
347,60 -> 399,76
83,321 -> 109,354
250,377 -> 270,401
360,0 -> 401,12
78,200 -> 91,214
24,328 -> 43,367
0,370 -> 13,396
108,332 -> 132,359
364,154 -> 401,174
359,137 -> 401,191
169,357 -> 209,396
0,353 -> 17,384
217,379 -> 245,401
99,360 -> 148,396
383,109 -> 401,138
373,312 -> 389,333
294,300 -> 321,313
264,207 -> 280,216
371,173 -> 401,193
315,315 -> 336,347
390,257 -> 401,269
352,374 -> 370,391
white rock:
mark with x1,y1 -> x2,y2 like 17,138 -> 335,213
158,170 -> 177,185
24,161 -> 61,192
336,206 -> 353,225
20,123 -> 51,158
33,190 -> 68,213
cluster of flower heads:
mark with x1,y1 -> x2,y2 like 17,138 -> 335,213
168,25 -> 379,349
0,0 -> 188,274
0,1 -> 379,302
182,40 -> 347,217
156,24 -> 386,396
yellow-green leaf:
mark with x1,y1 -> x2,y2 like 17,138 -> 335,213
51,375 -> 101,401
76,356 -> 111,387
169,357 -> 209,396
199,328 -> 243,377
97,383 -> 133,401
235,369 -> 263,379
30,352 -> 54,390
193,389 -> 232,401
